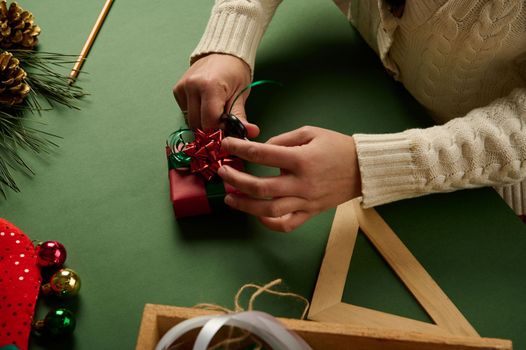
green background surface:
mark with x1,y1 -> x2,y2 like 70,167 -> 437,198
1,0 -> 526,349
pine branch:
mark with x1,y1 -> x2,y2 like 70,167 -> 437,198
0,49 -> 85,198
10,49 -> 87,110
0,110 -> 58,196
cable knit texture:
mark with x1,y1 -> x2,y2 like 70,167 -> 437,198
191,0 -> 282,72
191,0 -> 526,214
350,0 -> 526,212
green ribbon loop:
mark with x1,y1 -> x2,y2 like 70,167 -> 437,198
228,80 -> 283,115
167,81 -> 281,213
167,80 -> 282,170
167,128 -> 194,169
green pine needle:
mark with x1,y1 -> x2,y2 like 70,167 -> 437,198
0,49 -> 85,198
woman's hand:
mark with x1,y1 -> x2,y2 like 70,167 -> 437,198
173,53 -> 260,138
218,126 -> 362,232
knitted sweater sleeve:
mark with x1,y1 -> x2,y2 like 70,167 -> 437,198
353,88 -> 526,207
190,0 -> 283,73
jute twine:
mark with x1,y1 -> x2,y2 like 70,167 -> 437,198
169,279 -> 310,350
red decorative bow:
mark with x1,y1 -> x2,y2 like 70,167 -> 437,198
182,129 -> 236,181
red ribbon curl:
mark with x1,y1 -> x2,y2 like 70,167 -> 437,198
182,129 -> 236,181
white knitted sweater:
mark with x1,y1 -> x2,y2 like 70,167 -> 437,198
191,0 -> 526,214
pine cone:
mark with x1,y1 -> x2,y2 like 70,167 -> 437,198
0,51 -> 29,105
0,1 -> 40,50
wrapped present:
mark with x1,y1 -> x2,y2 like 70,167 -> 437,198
166,128 -> 243,218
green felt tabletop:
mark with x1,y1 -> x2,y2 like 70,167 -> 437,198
1,1 -> 526,349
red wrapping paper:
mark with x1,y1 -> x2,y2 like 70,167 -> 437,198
166,147 -> 243,218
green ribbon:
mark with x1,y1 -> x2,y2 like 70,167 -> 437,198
167,80 -> 282,212
167,128 -> 228,211
167,80 -> 281,169
167,152 -> 228,212
228,80 -> 283,115
204,177 -> 228,213
167,128 -> 193,169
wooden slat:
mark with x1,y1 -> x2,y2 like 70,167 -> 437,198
352,199 -> 479,337
309,200 -> 359,317
310,302 -> 449,336
136,304 -> 161,350
137,304 -> 512,350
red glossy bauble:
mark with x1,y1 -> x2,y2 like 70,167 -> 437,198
35,240 -> 67,268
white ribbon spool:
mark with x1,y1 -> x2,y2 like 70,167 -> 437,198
155,311 -> 312,350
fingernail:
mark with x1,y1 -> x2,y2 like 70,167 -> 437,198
221,137 -> 230,148
224,194 -> 233,205
217,166 -> 227,176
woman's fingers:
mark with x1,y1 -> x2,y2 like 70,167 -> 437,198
258,211 -> 314,233
201,88 -> 227,131
266,126 -> 316,147
185,88 -> 202,130
218,165 -> 299,198
173,83 -> 188,119
221,137 -> 300,169
243,121 -> 261,139
228,93 -> 260,138
224,190 -> 316,232
218,127 -> 361,232
224,194 -> 309,218
173,54 -> 252,131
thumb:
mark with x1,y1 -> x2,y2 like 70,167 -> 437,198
229,98 -> 260,139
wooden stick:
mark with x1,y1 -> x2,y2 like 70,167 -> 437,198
352,200 -> 479,337
309,198 -> 479,338
137,304 -> 513,350
312,302 -> 450,336
309,200 -> 359,317
68,0 -> 114,84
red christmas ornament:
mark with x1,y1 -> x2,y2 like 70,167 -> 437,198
35,241 -> 67,268
0,218 -> 42,350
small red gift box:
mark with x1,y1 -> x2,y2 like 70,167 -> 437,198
166,129 -> 243,218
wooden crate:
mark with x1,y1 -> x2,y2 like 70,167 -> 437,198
136,304 -> 512,350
